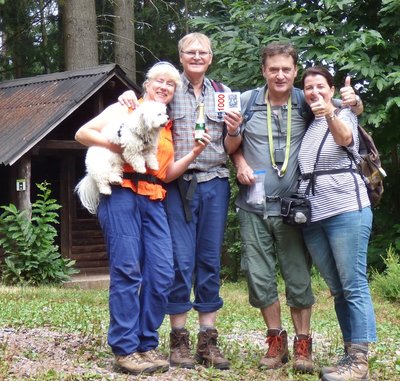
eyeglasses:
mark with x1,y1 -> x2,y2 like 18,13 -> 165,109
180,50 -> 212,58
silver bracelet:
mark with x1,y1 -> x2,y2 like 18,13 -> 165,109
326,113 -> 336,122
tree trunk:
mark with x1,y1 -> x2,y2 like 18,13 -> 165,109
39,0 -> 50,74
16,154 -> 32,218
184,0 -> 189,34
63,0 -> 98,70
114,0 -> 136,82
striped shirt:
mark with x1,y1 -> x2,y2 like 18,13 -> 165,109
298,108 -> 370,222
169,73 -> 230,182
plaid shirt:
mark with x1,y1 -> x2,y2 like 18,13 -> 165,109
169,73 -> 230,182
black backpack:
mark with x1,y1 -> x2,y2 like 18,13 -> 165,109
241,88 -> 386,207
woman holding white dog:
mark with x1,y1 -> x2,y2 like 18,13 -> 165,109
75,62 -> 210,376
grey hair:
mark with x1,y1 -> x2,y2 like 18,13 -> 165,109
178,33 -> 212,55
144,61 -> 181,90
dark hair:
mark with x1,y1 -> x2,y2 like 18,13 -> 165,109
261,42 -> 298,66
301,66 -> 334,88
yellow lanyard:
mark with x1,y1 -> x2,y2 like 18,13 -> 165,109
266,90 -> 292,177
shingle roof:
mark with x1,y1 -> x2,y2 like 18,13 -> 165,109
0,64 -> 139,165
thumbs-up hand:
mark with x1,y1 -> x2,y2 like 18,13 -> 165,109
310,93 -> 330,118
340,75 -> 357,107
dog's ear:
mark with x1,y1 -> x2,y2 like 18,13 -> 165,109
135,108 -> 149,136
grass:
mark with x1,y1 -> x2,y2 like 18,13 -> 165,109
0,274 -> 399,380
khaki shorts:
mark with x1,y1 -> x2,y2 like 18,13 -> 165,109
238,209 -> 315,309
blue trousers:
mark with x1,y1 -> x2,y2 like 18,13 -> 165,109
165,177 -> 230,315
97,186 -> 174,355
303,207 -> 376,343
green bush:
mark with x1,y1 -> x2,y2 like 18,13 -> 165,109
368,221 -> 400,272
221,161 -> 242,282
0,182 -> 78,285
371,245 -> 400,302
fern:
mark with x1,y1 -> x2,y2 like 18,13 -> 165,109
0,182 -> 78,285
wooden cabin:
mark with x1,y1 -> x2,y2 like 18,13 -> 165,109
0,64 -> 141,274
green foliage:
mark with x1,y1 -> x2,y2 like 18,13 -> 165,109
0,0 -> 62,80
368,223 -> 400,271
221,161 -> 241,281
372,245 -> 400,302
0,182 -> 78,286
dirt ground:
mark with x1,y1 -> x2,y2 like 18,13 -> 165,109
1,327 -> 328,381
0,327 -> 245,380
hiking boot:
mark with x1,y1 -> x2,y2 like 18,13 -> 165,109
195,328 -> 230,370
114,352 -> 158,375
259,329 -> 289,369
320,344 -> 351,376
321,347 -> 369,381
169,328 -> 196,369
140,349 -> 169,373
293,334 -> 314,374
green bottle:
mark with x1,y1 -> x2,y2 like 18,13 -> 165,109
195,103 -> 206,141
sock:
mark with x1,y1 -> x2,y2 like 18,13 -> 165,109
171,326 -> 185,332
267,328 -> 284,336
199,325 -> 214,332
351,343 -> 369,354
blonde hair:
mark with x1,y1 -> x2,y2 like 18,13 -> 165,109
144,61 -> 181,90
178,33 -> 212,55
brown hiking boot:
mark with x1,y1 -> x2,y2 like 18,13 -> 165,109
259,329 -> 289,369
140,349 -> 169,373
169,328 -> 196,369
195,328 -> 230,369
114,352 -> 158,375
321,347 -> 369,381
293,334 -> 314,374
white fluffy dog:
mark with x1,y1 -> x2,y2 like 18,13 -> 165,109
75,101 -> 169,214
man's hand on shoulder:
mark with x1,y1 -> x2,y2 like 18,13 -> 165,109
118,90 -> 139,109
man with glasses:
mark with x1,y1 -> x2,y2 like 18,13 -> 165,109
119,32 -> 242,370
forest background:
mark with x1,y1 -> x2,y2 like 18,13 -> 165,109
0,0 -> 399,279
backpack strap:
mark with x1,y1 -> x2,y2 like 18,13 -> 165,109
243,88 -> 261,123
293,87 -> 313,125
210,79 -> 225,92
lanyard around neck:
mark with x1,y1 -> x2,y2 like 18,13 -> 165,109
266,90 -> 292,177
